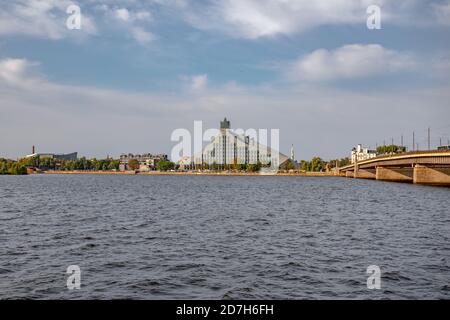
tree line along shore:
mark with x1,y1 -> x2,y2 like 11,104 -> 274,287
0,155 -> 351,175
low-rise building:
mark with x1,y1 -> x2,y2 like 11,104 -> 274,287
177,156 -> 192,171
351,144 -> 377,164
119,153 -> 168,171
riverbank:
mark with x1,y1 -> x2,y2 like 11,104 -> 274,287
41,170 -> 339,177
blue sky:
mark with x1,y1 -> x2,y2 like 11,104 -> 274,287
1,0 -> 450,160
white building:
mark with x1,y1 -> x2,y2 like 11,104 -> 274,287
186,118 -> 289,168
351,144 -> 377,164
177,156 -> 192,170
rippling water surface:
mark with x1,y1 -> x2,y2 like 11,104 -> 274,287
0,174 -> 449,299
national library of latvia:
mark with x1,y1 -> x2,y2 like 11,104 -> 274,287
191,118 -> 289,168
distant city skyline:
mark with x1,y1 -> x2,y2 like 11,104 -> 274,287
1,0 -> 450,160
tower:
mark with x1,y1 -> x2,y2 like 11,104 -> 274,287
220,117 -> 230,130
290,144 -> 295,161
32,145 -> 36,154
220,118 -> 230,166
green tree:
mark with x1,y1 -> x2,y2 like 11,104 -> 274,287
8,163 -> 27,175
247,162 -> 261,172
327,157 -> 351,168
376,145 -> 406,155
300,160 -> 309,171
0,160 -> 8,174
281,159 -> 295,170
238,163 -> 247,171
300,157 -> 326,172
157,160 -> 175,171
107,160 -> 119,170
128,159 -> 140,170
311,157 -> 325,171
211,162 -> 219,171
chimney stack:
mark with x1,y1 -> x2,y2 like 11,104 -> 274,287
32,145 -> 35,154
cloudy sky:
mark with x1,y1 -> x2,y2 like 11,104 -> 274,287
1,0 -> 450,160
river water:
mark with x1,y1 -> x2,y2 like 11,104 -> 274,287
0,174 -> 449,299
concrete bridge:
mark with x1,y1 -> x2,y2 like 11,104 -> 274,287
338,151 -> 450,186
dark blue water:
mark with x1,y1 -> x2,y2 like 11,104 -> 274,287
0,174 -> 449,299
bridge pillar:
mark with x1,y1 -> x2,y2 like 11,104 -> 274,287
345,171 -> 354,178
354,168 -> 376,179
413,165 -> 450,186
376,166 -> 413,183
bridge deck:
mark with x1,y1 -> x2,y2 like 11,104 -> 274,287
340,150 -> 450,171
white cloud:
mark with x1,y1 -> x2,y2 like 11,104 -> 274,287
1,56 -> 449,160
131,27 -> 155,44
289,44 -> 416,81
135,11 -> 152,21
184,0 -> 377,39
0,0 -> 97,39
1,0 -> 447,42
189,74 -> 208,92
171,0 -> 450,39
431,54 -> 450,78
111,7 -> 155,44
432,0 -> 450,26
0,58 -> 41,87
112,7 -> 152,22
115,8 -> 130,22
0,59 -> 29,81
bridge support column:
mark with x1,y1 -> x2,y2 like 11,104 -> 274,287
376,166 -> 413,183
345,171 -> 354,178
413,165 -> 450,186
354,168 -> 376,179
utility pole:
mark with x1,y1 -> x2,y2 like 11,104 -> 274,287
428,127 -> 431,150
413,132 -> 415,151
440,138 -> 442,147
401,135 -> 404,147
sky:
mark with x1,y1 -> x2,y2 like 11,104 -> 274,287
1,0 -> 450,161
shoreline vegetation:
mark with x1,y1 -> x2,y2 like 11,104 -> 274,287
1,155 -> 350,176
41,170 -> 339,176
0,158 -> 27,175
